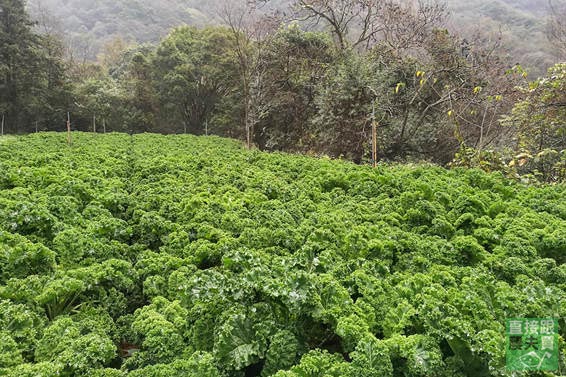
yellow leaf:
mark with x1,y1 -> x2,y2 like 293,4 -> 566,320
518,158 -> 528,167
447,110 -> 453,117
473,86 -> 482,94
515,153 -> 530,159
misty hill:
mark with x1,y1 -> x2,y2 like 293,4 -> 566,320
447,0 -> 555,75
28,0 -> 557,75
27,0 -> 213,58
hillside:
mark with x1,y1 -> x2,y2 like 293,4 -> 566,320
27,0 -> 557,75
0,133 -> 564,375
446,0 -> 556,76
27,0 -> 212,58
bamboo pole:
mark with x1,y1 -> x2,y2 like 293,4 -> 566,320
66,112 -> 72,146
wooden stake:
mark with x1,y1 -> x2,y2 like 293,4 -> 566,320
1,114 -> 4,136
103,118 -> 106,133
372,102 -> 378,168
205,118 -> 208,136
66,112 -> 72,146
246,125 -> 250,149
35,121 -> 38,133
93,114 -> 96,133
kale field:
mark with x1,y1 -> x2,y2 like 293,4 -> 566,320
0,133 -> 564,376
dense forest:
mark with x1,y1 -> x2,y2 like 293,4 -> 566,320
1,0 -> 566,181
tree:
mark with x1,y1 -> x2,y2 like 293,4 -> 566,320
290,0 -> 446,51
122,51 -> 158,133
366,28 -> 521,163
72,78 -> 127,133
0,0 -> 69,133
97,37 -> 130,74
427,30 -> 521,158
500,63 -> 566,182
373,0 -> 447,54
153,26 -> 240,135
0,0 -> 41,131
310,52 -> 375,162
217,0 -> 277,147
35,34 -> 72,132
292,0 -> 380,50
254,25 -> 335,152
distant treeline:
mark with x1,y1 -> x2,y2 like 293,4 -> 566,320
1,0 -> 565,181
